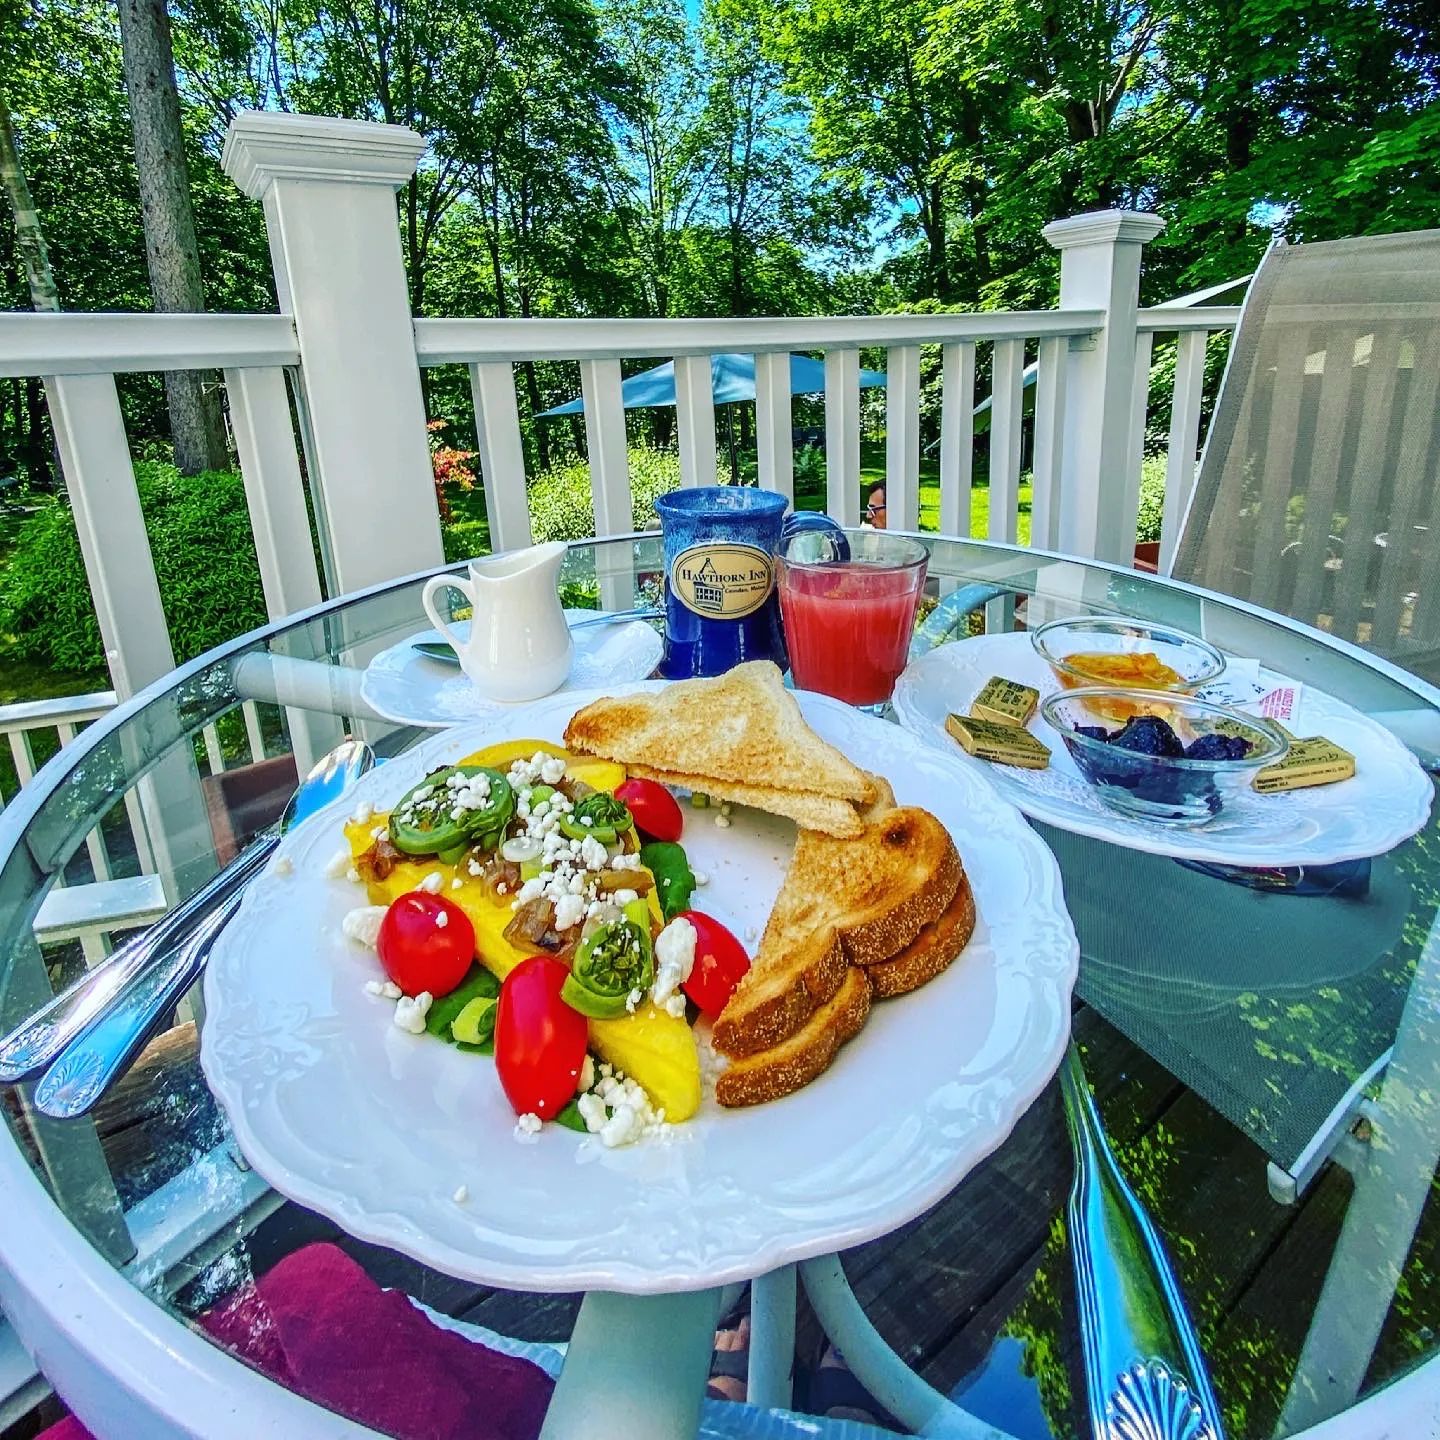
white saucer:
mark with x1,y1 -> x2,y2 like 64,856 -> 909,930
893,631 -> 1433,866
361,611 -> 664,728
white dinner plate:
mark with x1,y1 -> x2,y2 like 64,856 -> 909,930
360,612 -> 664,728
892,632 -> 1434,866
202,686 -> 1078,1295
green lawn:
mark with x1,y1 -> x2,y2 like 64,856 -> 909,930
802,439 -> 1032,544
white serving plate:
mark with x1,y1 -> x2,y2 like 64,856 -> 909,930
202,685 -> 1078,1295
893,631 -> 1434,866
360,612 -> 663,728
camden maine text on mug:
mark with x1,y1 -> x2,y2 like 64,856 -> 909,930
670,542 -> 775,619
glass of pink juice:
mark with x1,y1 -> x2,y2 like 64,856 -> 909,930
778,530 -> 928,708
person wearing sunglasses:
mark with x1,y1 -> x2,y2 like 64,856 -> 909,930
864,486 -> 887,529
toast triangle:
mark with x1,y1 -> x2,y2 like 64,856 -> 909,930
712,803 -> 961,1058
564,662 -> 876,805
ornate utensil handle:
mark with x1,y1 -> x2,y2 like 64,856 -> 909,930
33,885 -> 245,1118
1061,1044 -> 1226,1440
0,832 -> 275,1083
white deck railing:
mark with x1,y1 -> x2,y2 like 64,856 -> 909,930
0,112 -> 1242,960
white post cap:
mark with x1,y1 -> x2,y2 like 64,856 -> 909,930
222,111 -> 425,199
1042,209 -> 1166,250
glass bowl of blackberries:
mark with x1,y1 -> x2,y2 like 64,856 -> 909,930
1040,688 -> 1289,826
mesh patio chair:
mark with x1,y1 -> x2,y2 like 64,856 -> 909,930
1171,227 -> 1440,685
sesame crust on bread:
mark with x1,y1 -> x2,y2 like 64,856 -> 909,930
865,871 -> 976,999
714,965 -> 872,1108
709,927 -> 849,1059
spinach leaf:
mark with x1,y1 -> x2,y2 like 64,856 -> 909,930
555,1099 -> 588,1133
640,841 -> 696,921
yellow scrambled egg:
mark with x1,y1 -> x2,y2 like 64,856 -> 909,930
343,737 -> 702,1122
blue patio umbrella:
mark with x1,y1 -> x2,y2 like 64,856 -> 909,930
536,352 -> 888,416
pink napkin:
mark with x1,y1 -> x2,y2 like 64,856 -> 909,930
40,1242 -> 554,1439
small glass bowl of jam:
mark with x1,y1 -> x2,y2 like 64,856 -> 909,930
1030,616 -> 1226,724
1041,688 -> 1287,825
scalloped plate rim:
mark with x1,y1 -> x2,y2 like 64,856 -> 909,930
201,685 -> 1078,1294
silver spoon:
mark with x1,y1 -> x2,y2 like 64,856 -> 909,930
31,737 -> 375,1117
412,607 -> 662,665
0,739 -> 373,1092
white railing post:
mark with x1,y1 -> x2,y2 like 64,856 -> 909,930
45,374 -> 176,698
222,113 -> 444,593
1042,210 -> 1165,563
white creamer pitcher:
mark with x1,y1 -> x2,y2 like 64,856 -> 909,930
421,543 -> 574,703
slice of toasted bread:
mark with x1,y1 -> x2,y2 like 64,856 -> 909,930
623,765 -> 864,839
564,662 -> 876,804
714,965 -> 872,1108
859,773 -> 896,818
865,869 -> 976,999
713,806 -> 961,1058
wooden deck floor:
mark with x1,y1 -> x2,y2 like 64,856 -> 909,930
9,1004 -> 1434,1440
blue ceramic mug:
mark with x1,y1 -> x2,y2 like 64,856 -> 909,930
655,487 -> 846,679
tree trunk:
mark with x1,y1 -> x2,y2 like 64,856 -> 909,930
116,0 -> 228,475
25,378 -> 51,488
1,105 -> 58,485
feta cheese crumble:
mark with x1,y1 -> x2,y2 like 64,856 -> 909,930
324,847 -> 352,879
651,916 -> 697,1006
514,1112 -> 542,1141
272,855 -> 294,877
349,801 -> 374,826
393,991 -> 433,1034
341,905 -> 388,950
419,870 -> 444,894
453,1185 -> 469,1205
553,892 -> 586,930
575,1066 -> 668,1148
435,910 -> 449,929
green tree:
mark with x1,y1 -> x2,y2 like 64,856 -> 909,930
117,0 -> 231,473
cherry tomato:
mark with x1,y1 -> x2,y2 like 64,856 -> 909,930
678,910 -> 750,1017
495,956 -> 589,1120
615,777 -> 684,843
377,892 -> 475,998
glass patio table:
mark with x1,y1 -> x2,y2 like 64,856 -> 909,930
3,532 -> 1440,1440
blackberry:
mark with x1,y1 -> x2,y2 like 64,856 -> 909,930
1184,732 -> 1252,762
1108,715 -> 1185,759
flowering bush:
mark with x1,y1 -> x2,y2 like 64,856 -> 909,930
427,419 -> 476,522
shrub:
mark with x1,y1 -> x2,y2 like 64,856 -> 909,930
0,462 -> 270,673
794,444 -> 826,488
1135,455 -> 1168,545
527,445 -> 692,544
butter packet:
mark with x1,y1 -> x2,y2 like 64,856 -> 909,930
1254,733 -> 1355,793
946,714 -> 1050,770
969,676 -> 1040,728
